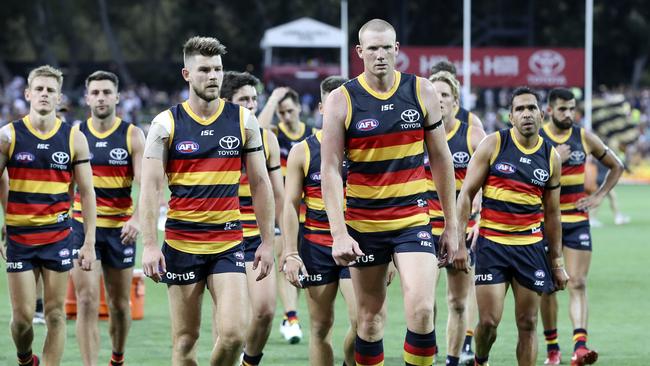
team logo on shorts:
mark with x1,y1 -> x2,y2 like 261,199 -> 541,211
495,162 -> 516,174
176,141 -> 199,154
356,119 -> 379,131
234,251 -> 245,260
15,152 -> 35,163
400,109 -> 421,123
534,270 -> 546,279
310,172 -> 321,182
58,248 -> 70,258
417,231 -> 432,240
579,233 -> 590,241
123,247 -> 134,256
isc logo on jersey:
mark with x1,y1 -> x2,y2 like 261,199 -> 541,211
176,141 -> 199,154
356,119 -> 379,131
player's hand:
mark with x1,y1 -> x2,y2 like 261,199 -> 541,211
386,261 -> 397,286
466,222 -> 480,251
253,241 -> 274,281
281,251 -> 307,288
142,244 -> 166,283
0,225 -> 6,260
268,87 -> 289,103
575,193 -> 604,212
452,245 -> 470,273
332,233 -> 364,266
120,216 -> 140,245
556,144 -> 571,163
437,228 -> 459,268
552,266 -> 569,291
77,241 -> 96,271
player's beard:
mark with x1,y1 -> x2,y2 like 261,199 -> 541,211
93,105 -> 113,119
552,115 -> 573,130
193,84 -> 219,102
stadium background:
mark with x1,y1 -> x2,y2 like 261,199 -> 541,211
0,0 -> 649,364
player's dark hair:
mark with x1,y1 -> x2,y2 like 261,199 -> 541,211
510,86 -> 539,111
548,88 -> 575,106
320,76 -> 347,96
279,88 -> 300,105
85,70 -> 119,90
430,60 -> 457,77
221,71 -> 260,101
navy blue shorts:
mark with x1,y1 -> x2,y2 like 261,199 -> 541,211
71,220 -> 136,269
6,231 -> 73,272
562,222 -> 592,251
432,234 -> 475,267
474,236 -> 554,293
161,243 -> 246,285
243,235 -> 262,262
299,240 -> 350,287
347,225 -> 436,267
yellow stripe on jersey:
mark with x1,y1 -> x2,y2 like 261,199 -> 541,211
75,216 -> 129,228
168,171 -> 240,186
482,185 -> 541,206
347,179 -> 428,200
490,132 -> 502,165
244,227 -> 260,237
167,209 -> 240,225
341,86 -> 353,130
483,234 -> 542,246
347,213 -> 430,233
239,183 -> 251,197
480,218 -> 541,232
429,209 -> 443,218
5,212 -> 64,226
8,123 -> 15,158
304,196 -> 325,211
72,201 -> 133,216
10,179 -> 69,194
348,140 -> 423,163
166,239 -> 241,255
93,175 -> 133,189
561,214 -> 589,223
431,227 -> 444,235
560,174 -> 584,186
559,202 -> 578,211
126,123 -> 134,155
70,124 -> 77,162
415,77 -> 428,119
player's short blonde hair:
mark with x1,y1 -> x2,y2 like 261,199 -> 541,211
429,71 -> 460,101
358,19 -> 396,44
183,36 -> 227,65
27,65 -> 63,90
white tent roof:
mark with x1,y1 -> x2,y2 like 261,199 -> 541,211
260,17 -> 343,49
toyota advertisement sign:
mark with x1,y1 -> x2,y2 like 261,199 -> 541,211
350,47 -> 584,87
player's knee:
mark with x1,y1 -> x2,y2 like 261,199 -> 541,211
568,276 -> 587,291
408,302 -> 434,325
357,311 -> 385,336
10,312 -> 32,333
252,303 -> 275,326
45,307 -> 66,329
174,332 -> 199,356
310,317 -> 334,341
515,313 -> 537,333
478,316 -> 499,331
76,291 -> 100,312
217,328 -> 245,351
447,295 -> 467,316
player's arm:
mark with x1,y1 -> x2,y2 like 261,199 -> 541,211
245,113 -> 276,281
576,130 -> 624,211
257,87 -> 289,130
469,112 -> 485,130
265,131 -> 285,230
139,115 -> 170,282
0,127 -> 9,257
420,77 -> 460,264
466,122 -> 487,245
543,149 -> 568,291
321,87 -> 363,265
121,125 -> 146,244
281,142 -> 307,288
72,127 -> 97,271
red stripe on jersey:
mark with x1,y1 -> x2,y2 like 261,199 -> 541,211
240,205 -> 255,215
9,228 -> 70,246
486,176 -> 543,196
481,207 -> 543,226
168,197 -> 239,212
560,192 -> 587,204
96,196 -> 132,208
304,218 -> 330,230
165,228 -> 242,242
479,227 -> 543,238
7,167 -> 71,182
348,130 -> 421,150
240,173 -> 249,185
346,167 -> 425,187
562,164 -> 585,175
431,220 -> 445,229
6,201 -> 70,215
167,157 -> 240,173
346,205 -> 427,221
304,186 -> 323,199
92,165 -> 131,177
304,233 -> 333,246
455,169 -> 467,180
427,199 -> 442,211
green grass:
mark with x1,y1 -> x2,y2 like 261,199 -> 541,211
0,185 -> 649,365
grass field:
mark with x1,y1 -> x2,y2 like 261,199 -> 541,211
0,184 -> 648,365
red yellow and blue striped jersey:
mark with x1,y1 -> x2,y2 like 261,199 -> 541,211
5,116 -> 74,245
479,128 -> 555,245
239,128 -> 271,238
342,71 -> 429,233
277,121 -> 313,177
426,119 -> 475,235
164,100 -> 245,255
302,131 -> 347,247
73,118 -> 134,228
539,124 -> 590,224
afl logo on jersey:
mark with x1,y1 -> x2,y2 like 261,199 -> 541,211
15,152 -> 35,163
176,141 -> 199,154
356,119 -> 379,131
495,162 -> 516,174
109,148 -> 128,161
310,172 -> 322,182
533,169 -> 550,182
452,151 -> 470,164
